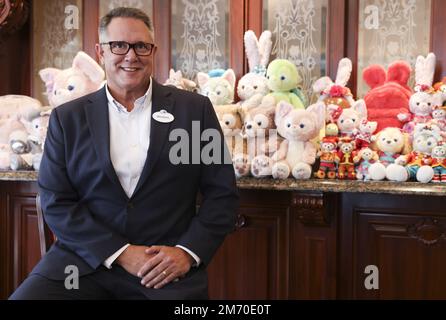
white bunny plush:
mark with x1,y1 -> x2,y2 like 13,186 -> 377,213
398,53 -> 441,135
197,69 -> 236,106
237,30 -> 272,111
164,68 -> 198,92
313,58 -> 355,110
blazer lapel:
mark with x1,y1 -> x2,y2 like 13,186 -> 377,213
132,80 -> 175,197
84,88 -> 126,196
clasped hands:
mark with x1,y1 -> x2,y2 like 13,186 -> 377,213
115,245 -> 194,289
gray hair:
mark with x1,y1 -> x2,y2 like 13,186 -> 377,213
98,7 -> 155,42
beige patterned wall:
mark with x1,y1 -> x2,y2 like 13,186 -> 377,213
32,0 -> 83,105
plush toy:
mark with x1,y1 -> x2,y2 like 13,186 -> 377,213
335,136 -> 357,179
237,30 -> 272,110
363,61 -> 412,132
335,99 -> 368,138
240,96 -> 279,178
265,59 -> 306,109
431,143 -> 446,182
314,136 -> 338,179
269,101 -> 325,179
197,69 -> 236,106
368,127 -> 411,181
386,124 -> 441,183
313,58 -> 355,109
431,106 -> 446,133
353,147 -> 378,181
0,95 -> 43,170
10,112 -> 50,171
164,69 -> 198,92
398,53 -> 440,135
39,51 -> 105,108
433,76 -> 446,106
213,104 -> 247,178
354,119 -> 378,150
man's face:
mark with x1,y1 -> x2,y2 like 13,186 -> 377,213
96,17 -> 156,96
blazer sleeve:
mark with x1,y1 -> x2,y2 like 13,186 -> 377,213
176,97 -> 239,266
38,109 -> 129,269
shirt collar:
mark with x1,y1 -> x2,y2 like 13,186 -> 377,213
105,77 -> 153,114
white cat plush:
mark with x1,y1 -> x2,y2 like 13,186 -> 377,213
237,30 -> 272,111
196,69 -> 236,106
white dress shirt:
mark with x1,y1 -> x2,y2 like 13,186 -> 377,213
103,80 -> 200,268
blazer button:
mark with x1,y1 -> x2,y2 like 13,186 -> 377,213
127,202 -> 134,209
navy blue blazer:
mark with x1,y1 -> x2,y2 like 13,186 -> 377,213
33,81 -> 238,286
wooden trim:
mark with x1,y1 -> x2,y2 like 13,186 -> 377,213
152,0 -> 171,83
229,0 -> 245,80
345,0 -> 359,97
431,0 -> 446,80
327,0 -> 346,80
82,0 -> 99,60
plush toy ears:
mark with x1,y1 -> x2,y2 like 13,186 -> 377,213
169,68 -> 181,78
275,101 -> 294,120
39,68 -> 61,95
415,52 -> 436,87
386,61 -> 411,87
352,99 -> 368,120
196,72 -> 210,88
222,69 -> 236,88
335,58 -> 352,87
363,65 -> 386,89
258,30 -> 272,68
72,51 -> 105,84
244,30 -> 272,72
312,76 -> 333,94
307,101 -> 326,130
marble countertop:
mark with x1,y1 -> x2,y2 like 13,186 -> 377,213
1,171 -> 445,197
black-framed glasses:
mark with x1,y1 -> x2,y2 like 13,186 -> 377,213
100,41 -> 156,56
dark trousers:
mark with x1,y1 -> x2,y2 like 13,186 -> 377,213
9,265 -> 208,300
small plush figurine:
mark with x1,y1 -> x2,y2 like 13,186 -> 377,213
431,143 -> 446,182
363,61 -> 412,132
315,136 -> 338,179
353,147 -> 378,181
433,76 -> 446,106
336,99 -> 368,138
213,104 -> 246,178
313,58 -> 355,109
398,53 -> 440,135
269,101 -> 325,179
197,69 -> 236,106
430,106 -> 446,133
386,124 -> 441,183
241,96 -> 279,178
237,30 -> 272,110
10,112 -> 50,171
0,95 -> 44,169
164,69 -> 198,92
354,119 -> 378,150
335,136 -> 357,180
39,51 -> 105,108
368,127 -> 411,181
265,59 -> 306,109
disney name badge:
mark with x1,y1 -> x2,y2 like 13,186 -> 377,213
153,109 -> 174,123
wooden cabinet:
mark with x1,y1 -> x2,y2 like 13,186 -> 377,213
0,181 -> 39,299
339,193 -> 446,299
1,179 -> 446,299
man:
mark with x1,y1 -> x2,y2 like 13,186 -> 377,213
10,7 -> 238,300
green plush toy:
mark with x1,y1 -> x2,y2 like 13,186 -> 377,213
266,59 -> 307,109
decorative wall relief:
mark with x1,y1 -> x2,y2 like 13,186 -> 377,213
172,0 -> 229,81
33,0 -> 83,104
264,0 -> 328,103
357,0 -> 431,97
